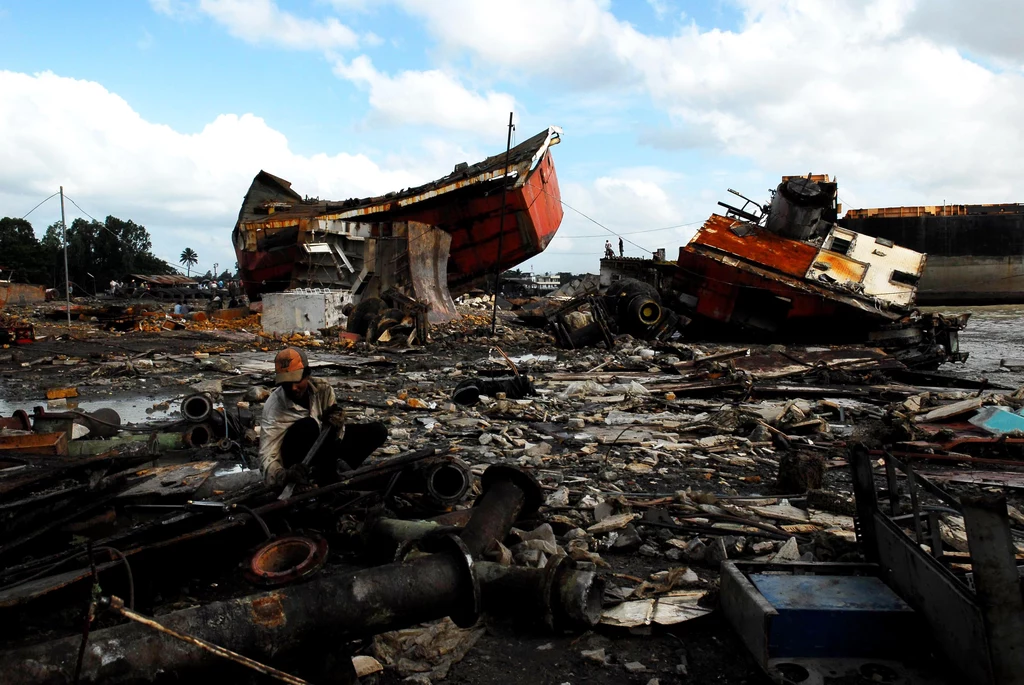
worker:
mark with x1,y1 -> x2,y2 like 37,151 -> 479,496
618,237 -> 624,257
259,347 -> 388,489
604,240 -> 614,258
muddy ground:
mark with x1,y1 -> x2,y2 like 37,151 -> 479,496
0,302 -> 1018,684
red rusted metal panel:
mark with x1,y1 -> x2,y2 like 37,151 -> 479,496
691,215 -> 818,278
0,283 -> 46,309
0,432 -> 68,456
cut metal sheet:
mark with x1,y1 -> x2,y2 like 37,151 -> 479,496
600,590 -> 711,627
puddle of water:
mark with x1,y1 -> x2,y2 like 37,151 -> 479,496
0,392 -> 187,425
931,305 -> 1024,388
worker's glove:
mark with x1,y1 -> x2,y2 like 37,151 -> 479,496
322,404 -> 346,429
284,463 -> 309,486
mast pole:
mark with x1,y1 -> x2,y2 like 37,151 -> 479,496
59,186 -> 71,329
490,112 -> 515,336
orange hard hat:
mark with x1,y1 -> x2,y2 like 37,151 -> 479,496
274,347 -> 309,384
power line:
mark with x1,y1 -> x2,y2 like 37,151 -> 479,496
21,192 -> 59,220
541,188 -> 655,253
62,194 -> 215,275
63,195 -> 100,224
558,220 -> 704,239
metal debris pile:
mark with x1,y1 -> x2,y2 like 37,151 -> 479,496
2,171 -> 1023,684
0,308 -> 1021,684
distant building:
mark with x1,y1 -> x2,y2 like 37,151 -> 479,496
600,250 -> 673,290
498,270 -> 567,297
532,273 -> 560,293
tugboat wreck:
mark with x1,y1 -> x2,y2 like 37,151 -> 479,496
232,127 -> 564,313
667,176 -> 968,367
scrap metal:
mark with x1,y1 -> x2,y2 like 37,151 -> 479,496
0,466 -> 534,684
663,177 -> 969,367
849,445 -> 1024,685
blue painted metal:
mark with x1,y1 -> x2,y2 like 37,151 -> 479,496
750,574 -> 918,658
968,406 -> 1024,436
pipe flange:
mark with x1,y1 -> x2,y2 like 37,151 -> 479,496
426,458 -> 472,506
244,534 -> 328,587
479,464 -> 543,519
435,534 -> 481,628
540,554 -> 569,630
181,393 -> 213,423
554,564 -> 605,630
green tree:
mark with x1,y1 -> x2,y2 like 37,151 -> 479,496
39,221 -> 65,287
179,247 -> 198,278
24,215 -> 173,291
0,217 -> 46,283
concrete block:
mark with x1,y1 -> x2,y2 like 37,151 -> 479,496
262,290 -> 351,336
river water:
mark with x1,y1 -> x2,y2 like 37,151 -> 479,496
930,305 -> 1024,388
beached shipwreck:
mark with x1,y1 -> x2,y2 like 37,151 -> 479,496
232,127 -> 564,320
586,176 -> 968,368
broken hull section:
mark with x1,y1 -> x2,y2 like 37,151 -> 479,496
233,128 -> 563,301
668,208 -> 967,367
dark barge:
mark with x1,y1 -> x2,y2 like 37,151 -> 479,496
840,203 -> 1024,305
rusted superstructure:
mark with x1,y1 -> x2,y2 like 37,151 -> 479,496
668,177 -> 967,367
233,127 -> 563,301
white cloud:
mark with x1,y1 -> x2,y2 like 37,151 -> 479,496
396,0 -> 637,89
529,170 -> 700,274
197,0 -> 360,50
906,0 -> 1024,68
393,0 -> 1024,207
333,55 -> 516,135
0,71 -> 421,273
149,0 -> 194,17
646,0 -> 673,20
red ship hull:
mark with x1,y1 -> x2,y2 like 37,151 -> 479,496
233,128 -> 563,300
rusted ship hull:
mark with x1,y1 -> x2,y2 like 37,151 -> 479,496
666,176 -> 968,367
671,215 -> 907,342
233,128 -> 563,300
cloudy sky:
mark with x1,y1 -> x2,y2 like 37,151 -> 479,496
1,0 -> 1021,278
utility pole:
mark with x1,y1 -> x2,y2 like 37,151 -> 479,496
59,186 -> 71,329
490,112 -> 515,336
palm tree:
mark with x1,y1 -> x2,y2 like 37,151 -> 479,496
179,247 -> 198,278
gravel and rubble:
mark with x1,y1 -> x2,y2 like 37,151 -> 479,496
0,299 -> 1021,684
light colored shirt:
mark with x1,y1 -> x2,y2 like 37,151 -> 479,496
258,377 -> 342,486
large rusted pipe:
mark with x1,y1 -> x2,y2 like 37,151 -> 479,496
0,536 -> 478,685
459,464 -> 542,558
476,557 -> 605,631
1,467 -> 541,684
347,456 -> 472,509
183,422 -> 215,447
181,393 -> 213,423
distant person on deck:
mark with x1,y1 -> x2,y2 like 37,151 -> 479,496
604,240 -> 614,258
618,237 -> 624,257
